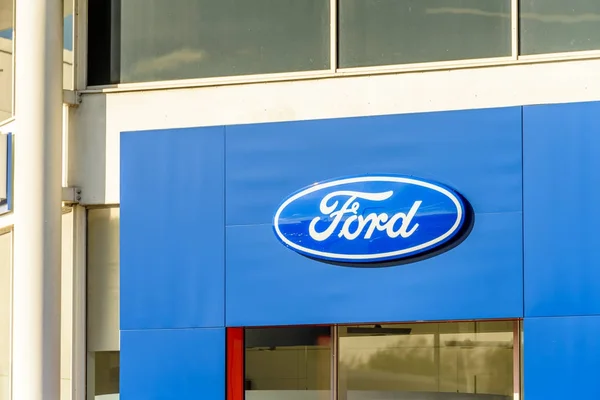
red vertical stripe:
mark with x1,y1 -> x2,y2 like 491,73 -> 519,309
227,328 -> 244,400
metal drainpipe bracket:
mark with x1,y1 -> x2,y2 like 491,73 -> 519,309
63,89 -> 82,107
62,186 -> 82,204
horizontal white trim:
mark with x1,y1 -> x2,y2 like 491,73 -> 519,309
0,117 -> 15,130
81,50 -> 600,95
74,57 -> 600,205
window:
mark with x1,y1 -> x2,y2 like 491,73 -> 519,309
94,352 -> 120,398
0,0 -> 13,122
338,0 -> 512,68
0,230 -> 11,400
87,0 -> 330,85
244,326 -> 332,399
87,208 -> 120,400
86,0 -> 600,87
338,321 -> 516,399
231,321 -> 520,400
519,0 -> 600,55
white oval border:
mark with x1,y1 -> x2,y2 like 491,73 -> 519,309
273,176 -> 465,261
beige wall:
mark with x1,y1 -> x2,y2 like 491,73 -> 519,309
0,231 -> 11,400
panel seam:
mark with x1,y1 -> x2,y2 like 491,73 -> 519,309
521,106 -> 526,319
223,125 -> 228,328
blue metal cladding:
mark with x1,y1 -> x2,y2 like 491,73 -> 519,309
523,101 -> 600,317
118,100 -> 600,400
272,174 -> 468,263
120,127 -> 225,330
121,328 -> 225,400
225,107 -> 523,326
226,109 -> 522,226
227,213 -> 522,326
524,316 -> 600,400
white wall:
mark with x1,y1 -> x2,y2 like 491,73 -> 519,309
71,58 -> 600,205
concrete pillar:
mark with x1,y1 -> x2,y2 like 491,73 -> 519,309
12,0 -> 63,398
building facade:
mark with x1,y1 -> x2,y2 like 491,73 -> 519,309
1,1 -> 600,400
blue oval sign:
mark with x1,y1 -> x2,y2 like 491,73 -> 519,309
273,175 -> 468,263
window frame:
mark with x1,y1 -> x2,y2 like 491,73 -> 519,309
85,206 -> 120,400
80,0 -> 600,93
231,319 -> 523,400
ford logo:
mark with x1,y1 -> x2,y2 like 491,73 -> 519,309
273,175 -> 469,264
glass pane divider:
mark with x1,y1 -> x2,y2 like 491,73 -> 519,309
331,325 -> 338,400
329,0 -> 338,72
511,0 -> 519,59
513,320 -> 522,400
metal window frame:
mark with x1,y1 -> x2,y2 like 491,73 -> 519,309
76,0 -> 600,95
232,321 -> 521,400
84,205 -> 121,400
71,205 -> 88,400
511,0 -> 519,60
333,319 -> 522,400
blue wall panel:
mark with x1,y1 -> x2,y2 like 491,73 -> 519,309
118,101 -> 600,399
524,316 -> 600,400
121,328 -> 225,400
120,127 -> 225,330
226,108 -> 522,226
225,107 -> 524,326
524,101 -> 600,317
226,212 -> 522,326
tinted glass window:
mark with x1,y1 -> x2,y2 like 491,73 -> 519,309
94,352 -> 120,398
338,0 -> 512,68
338,321 -> 515,399
89,0 -> 330,85
245,326 -> 332,399
520,0 -> 600,55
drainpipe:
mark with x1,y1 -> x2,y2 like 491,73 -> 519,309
12,0 -> 63,398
